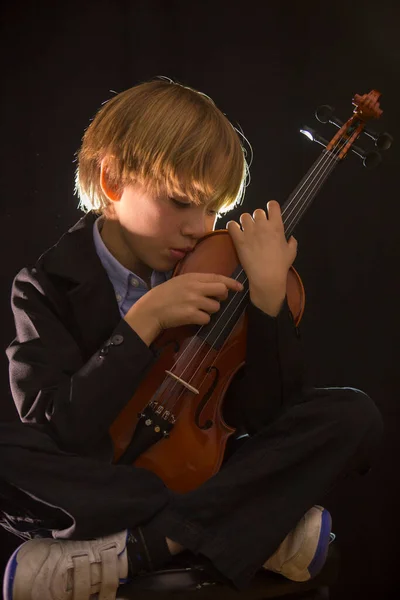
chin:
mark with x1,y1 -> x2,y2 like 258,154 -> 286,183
150,256 -> 175,273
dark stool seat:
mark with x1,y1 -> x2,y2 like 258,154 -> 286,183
117,543 -> 339,599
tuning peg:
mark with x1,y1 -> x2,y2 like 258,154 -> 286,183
300,126 -> 328,147
315,105 -> 333,123
315,105 -> 334,124
363,129 -> 393,150
316,105 -> 393,151
300,127 -> 382,168
351,145 -> 382,169
315,105 -> 344,128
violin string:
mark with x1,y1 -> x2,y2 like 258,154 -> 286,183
147,134 -> 348,418
280,137 -> 344,231
285,131 -> 351,232
282,146 -> 341,234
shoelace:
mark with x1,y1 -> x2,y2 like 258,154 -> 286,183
72,546 -> 119,600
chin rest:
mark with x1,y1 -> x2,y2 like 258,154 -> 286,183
117,543 -> 339,599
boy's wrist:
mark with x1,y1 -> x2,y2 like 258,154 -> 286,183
249,283 -> 286,317
124,305 -> 161,346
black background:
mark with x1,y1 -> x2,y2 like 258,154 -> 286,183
0,1 -> 399,598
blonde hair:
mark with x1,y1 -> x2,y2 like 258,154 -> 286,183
75,78 -> 251,217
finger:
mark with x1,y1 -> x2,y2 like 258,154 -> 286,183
226,219 -> 244,237
266,200 -> 284,228
201,284 -> 239,302
239,212 -> 253,223
213,273 -> 243,292
288,235 -> 298,255
252,208 -> 267,220
198,273 -> 243,291
226,220 -> 241,230
220,275 -> 244,291
266,200 -> 281,218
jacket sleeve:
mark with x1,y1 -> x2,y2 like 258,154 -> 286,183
6,267 -> 157,455
223,296 -> 306,434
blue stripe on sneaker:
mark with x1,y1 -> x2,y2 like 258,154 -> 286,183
118,529 -> 131,585
308,509 -> 332,578
2,543 -> 23,600
119,530 -> 129,557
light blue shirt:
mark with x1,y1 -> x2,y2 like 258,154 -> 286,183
93,217 -> 173,318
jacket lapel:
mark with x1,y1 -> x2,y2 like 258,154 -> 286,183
41,212 -> 121,357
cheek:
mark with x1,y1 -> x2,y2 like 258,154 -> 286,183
120,198 -> 177,238
143,201 -> 180,234
118,197 -> 151,229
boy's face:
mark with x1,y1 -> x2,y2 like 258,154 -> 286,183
102,181 -> 218,282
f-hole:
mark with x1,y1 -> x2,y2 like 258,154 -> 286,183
194,366 -> 219,430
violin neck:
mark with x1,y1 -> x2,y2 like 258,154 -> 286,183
201,150 -> 341,345
281,149 -> 340,239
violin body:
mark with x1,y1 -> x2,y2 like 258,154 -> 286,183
109,230 -> 304,492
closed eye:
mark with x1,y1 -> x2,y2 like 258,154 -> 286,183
170,198 -> 190,208
170,198 -> 217,216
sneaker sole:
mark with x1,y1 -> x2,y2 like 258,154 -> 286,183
307,508 -> 332,579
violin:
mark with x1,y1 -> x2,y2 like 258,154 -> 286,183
109,90 -> 391,493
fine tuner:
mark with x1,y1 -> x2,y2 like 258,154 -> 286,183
300,96 -> 393,169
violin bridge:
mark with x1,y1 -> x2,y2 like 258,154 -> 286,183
165,370 -> 199,394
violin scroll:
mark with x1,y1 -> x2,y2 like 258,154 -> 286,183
352,90 -> 383,120
300,89 -> 393,167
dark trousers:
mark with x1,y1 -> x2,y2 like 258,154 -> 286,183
0,386 -> 383,590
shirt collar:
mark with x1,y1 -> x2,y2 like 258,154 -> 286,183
92,216 -> 172,302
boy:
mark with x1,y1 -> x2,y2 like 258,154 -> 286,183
0,79 -> 383,599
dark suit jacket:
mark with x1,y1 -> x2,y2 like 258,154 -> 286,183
5,212 -> 304,461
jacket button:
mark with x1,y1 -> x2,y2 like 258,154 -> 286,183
111,334 -> 124,346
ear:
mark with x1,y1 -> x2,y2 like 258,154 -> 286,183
100,158 -> 122,202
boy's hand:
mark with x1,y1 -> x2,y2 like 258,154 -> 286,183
226,201 -> 297,316
124,273 -> 244,345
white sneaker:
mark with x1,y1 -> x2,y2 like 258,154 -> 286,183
263,505 -> 332,582
3,530 -> 129,600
